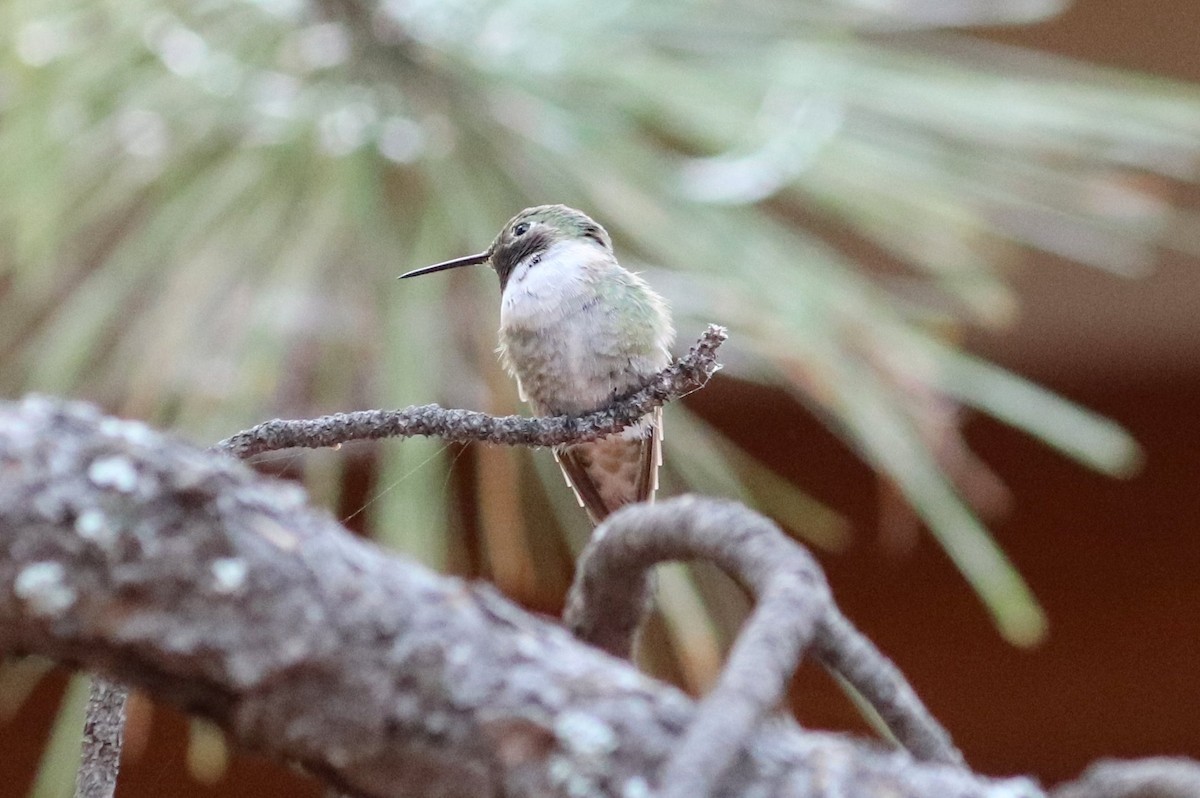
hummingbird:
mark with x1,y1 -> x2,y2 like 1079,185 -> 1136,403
400,204 -> 674,524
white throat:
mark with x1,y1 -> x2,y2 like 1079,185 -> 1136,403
500,239 -> 603,328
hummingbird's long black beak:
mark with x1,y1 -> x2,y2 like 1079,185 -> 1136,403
398,251 -> 491,279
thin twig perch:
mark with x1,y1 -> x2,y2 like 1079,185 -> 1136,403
213,324 -> 727,458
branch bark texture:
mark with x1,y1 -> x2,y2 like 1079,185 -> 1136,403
0,396 -> 1041,798
565,498 -> 963,798
74,675 -> 126,798
213,324 -> 726,458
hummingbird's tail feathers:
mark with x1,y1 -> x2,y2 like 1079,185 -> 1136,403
553,410 -> 663,526
555,447 -> 609,525
650,407 -> 663,494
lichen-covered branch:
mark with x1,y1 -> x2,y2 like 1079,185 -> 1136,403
0,396 -> 1036,798
565,497 -> 963,798
212,324 -> 727,459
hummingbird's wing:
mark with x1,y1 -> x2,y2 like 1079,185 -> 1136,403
554,407 -> 662,525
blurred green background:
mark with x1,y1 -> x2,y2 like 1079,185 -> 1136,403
2,0 -> 1198,795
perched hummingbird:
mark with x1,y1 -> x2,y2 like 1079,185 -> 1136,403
400,204 -> 674,524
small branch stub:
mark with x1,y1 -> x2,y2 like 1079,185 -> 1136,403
1052,758 -> 1200,798
74,676 -> 127,798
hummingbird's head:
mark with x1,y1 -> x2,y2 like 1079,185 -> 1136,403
400,204 -> 612,290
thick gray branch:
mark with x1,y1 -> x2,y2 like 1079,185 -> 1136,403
213,325 -> 727,458
0,396 -> 1038,798
565,497 -> 963,798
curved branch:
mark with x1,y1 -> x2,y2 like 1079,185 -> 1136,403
565,496 -> 963,798
213,325 -> 727,458
565,497 -> 828,798
812,612 -> 961,769
1,397 -> 1030,798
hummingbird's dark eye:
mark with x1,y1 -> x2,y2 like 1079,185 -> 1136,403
512,222 -> 530,237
